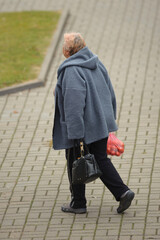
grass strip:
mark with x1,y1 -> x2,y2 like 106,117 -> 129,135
0,11 -> 60,88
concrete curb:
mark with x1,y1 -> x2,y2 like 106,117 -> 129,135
0,8 -> 69,96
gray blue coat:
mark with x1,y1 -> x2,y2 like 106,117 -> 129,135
52,47 -> 118,150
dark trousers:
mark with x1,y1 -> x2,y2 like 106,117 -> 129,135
66,138 -> 129,208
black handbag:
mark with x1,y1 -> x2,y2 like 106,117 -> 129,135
72,141 -> 102,184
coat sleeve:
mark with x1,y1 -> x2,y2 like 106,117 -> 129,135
62,67 -> 86,140
107,76 -> 117,120
99,61 -> 117,120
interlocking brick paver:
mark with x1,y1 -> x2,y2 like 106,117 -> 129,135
0,0 -> 160,239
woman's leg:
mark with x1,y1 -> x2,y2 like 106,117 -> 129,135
65,147 -> 87,208
89,138 -> 129,201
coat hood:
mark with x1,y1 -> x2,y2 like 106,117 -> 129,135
57,46 -> 99,77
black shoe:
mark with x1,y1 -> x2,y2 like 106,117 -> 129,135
117,190 -> 135,214
61,204 -> 87,214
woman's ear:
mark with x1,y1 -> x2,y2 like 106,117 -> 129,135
65,51 -> 70,58
63,46 -> 69,58
64,50 -> 70,58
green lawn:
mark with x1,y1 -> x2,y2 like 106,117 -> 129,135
0,11 -> 61,88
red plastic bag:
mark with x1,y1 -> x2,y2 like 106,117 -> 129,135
107,133 -> 124,156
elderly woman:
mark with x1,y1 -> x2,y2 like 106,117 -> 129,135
52,32 -> 134,214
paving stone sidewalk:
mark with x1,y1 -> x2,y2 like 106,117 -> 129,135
0,0 -> 160,239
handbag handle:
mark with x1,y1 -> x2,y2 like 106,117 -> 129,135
80,141 -> 89,157
73,141 -> 89,160
80,142 -> 84,157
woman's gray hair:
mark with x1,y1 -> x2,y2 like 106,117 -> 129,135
63,32 -> 86,56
